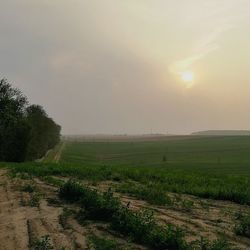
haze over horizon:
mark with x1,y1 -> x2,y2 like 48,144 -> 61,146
1,0 -> 250,135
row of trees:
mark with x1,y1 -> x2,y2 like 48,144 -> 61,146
0,79 -> 61,162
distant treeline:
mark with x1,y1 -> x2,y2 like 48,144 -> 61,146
0,79 -> 61,162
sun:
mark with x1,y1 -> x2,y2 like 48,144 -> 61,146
181,71 -> 194,82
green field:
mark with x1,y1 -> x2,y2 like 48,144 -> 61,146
60,136 -> 250,173
3,135 -> 250,249
6,136 -> 250,205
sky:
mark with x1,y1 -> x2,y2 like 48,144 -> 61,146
1,0 -> 250,135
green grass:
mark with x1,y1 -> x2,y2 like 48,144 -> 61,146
88,235 -> 120,250
59,136 -> 250,174
3,136 -> 250,205
117,182 -> 173,206
5,160 -> 250,205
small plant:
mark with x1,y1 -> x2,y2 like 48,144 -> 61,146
88,234 -> 118,250
117,183 -> 172,206
59,179 -> 85,202
235,212 -> 250,237
199,200 -> 210,211
42,176 -> 64,187
59,208 -> 75,229
198,237 -> 232,250
33,235 -> 53,250
111,207 -> 189,250
21,193 -> 40,207
21,184 -> 36,193
180,199 -> 194,212
46,197 -> 62,207
59,181 -> 190,250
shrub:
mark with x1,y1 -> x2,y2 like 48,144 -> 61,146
33,235 -> 53,250
21,184 -> 36,193
235,212 -> 250,237
59,181 -> 189,250
88,235 -> 118,250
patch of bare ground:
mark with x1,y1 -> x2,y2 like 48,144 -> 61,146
0,170 -> 143,250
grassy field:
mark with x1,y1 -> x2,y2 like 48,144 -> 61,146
60,136 -> 250,173
2,135 -> 250,249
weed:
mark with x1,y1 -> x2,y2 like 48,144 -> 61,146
180,199 -> 194,212
117,183 -> 172,206
21,183 -> 36,193
111,206 -> 189,250
33,235 -> 53,250
46,197 -> 62,207
198,237 -> 233,250
60,181 -> 190,250
88,234 -> 118,250
42,176 -> 64,187
235,212 -> 250,237
21,193 -> 40,207
59,208 -> 75,229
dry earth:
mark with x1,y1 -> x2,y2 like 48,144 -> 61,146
0,169 -> 250,250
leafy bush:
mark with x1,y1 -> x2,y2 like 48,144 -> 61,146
59,180 -> 120,221
88,235 -> 118,250
59,181 -> 189,250
235,212 -> 250,237
21,184 -> 36,193
59,179 -> 85,202
33,235 -> 53,250
198,237 -> 232,250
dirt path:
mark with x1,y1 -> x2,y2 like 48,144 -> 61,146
54,142 -> 66,163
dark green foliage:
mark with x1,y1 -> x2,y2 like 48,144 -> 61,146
59,180 -> 120,221
8,161 -> 250,206
33,235 -> 53,250
88,235 -> 119,250
235,212 -> 250,237
26,105 -> 61,160
0,79 -> 60,162
22,193 -> 40,207
0,78 -> 30,162
117,183 -> 172,206
59,180 -> 190,250
198,237 -> 232,250
21,183 -> 36,193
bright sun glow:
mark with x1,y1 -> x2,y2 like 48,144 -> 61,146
181,71 -> 194,82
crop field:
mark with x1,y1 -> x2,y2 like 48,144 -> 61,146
60,136 -> 250,172
1,135 -> 250,249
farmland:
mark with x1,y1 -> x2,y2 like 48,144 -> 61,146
1,135 -> 250,249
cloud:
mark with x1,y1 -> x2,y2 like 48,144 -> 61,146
169,0 -> 247,75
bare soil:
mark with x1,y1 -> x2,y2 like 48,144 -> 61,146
0,169 -> 250,250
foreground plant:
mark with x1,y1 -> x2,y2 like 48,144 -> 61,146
59,180 -> 234,250
235,212 -> 250,237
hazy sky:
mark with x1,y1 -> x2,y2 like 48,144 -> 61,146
1,0 -> 250,134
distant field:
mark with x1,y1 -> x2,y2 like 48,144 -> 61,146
59,136 -> 250,174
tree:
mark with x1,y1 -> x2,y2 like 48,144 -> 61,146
0,79 -> 30,161
0,79 -> 61,162
26,105 -> 61,160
